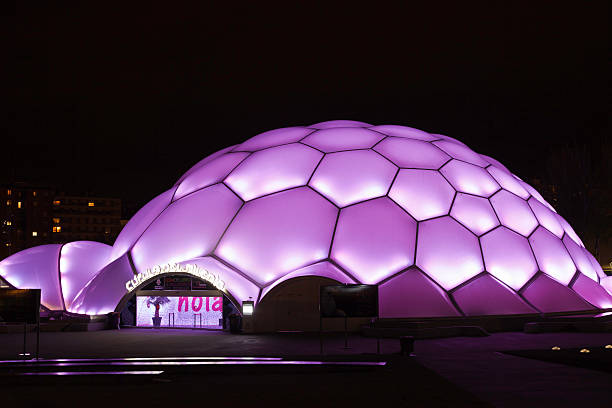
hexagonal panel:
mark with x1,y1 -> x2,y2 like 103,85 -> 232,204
450,193 -> 499,235
480,154 -> 511,173
368,125 -> 437,141
174,145 -> 236,186
216,187 -> 337,286
131,184 -> 243,273
309,150 -> 397,207
562,235 -> 597,282
584,249 -> 606,280
520,181 -> 556,212
331,197 -> 417,284
416,217 -> 484,290
481,227 -> 538,290
490,190 -> 538,237
440,160 -> 500,197
521,274 -> 592,312
373,137 -> 450,169
452,274 -> 536,315
571,273 -> 612,309
431,134 -> 468,146
378,267 -> 460,317
486,166 -> 529,199
174,152 -> 249,200
389,169 -> 455,221
528,197 -> 564,238
110,188 -> 175,262
529,227 -> 577,285
556,214 -> 584,247
224,144 -> 322,201
432,140 -> 489,167
309,120 -> 372,129
301,127 -> 384,152
234,127 -> 314,152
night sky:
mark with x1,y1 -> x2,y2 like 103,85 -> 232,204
6,2 -> 610,216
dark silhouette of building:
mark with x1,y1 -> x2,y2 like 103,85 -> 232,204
0,183 -> 122,259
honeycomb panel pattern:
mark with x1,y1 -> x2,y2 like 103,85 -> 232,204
2,121 -> 610,317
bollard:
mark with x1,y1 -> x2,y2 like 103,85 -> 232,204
400,336 -> 415,356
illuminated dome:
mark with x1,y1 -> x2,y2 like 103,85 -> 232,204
2,120 -> 611,318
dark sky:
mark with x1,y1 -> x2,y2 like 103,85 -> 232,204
5,2 -> 610,216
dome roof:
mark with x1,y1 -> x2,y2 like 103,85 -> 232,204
2,120 -> 611,317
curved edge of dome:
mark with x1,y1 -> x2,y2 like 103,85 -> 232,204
0,244 -> 64,310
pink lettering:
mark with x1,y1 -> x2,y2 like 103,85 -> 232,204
212,297 -> 222,311
178,297 -> 189,312
192,297 -> 203,312
205,297 -> 210,312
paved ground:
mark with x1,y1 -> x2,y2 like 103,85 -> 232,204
1,328 -> 611,407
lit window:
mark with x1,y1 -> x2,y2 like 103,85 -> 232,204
5,200 -> 10,206
53,200 -> 61,206
52,226 -> 62,233
17,201 -> 22,209
7,189 -> 11,196
5,243 -> 11,247
32,231 -> 38,237
53,218 -> 60,224
5,221 -> 11,226
88,201 -> 95,207
32,191 -> 37,197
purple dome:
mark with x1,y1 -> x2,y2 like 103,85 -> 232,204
2,120 -> 611,318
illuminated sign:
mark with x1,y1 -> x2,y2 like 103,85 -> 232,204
125,263 -> 225,293
136,296 -> 222,327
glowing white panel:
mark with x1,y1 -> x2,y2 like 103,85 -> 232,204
110,188 -> 174,262
174,145 -> 236,186
487,166 -> 530,199
373,137 -> 450,169
331,198 -> 417,284
440,160 -> 500,197
528,197 -> 564,238
490,190 -> 538,237
481,227 -> 538,290
571,274 -> 612,309
416,217 -> 483,290
0,244 -> 63,310
452,274 -> 536,315
450,193 -> 499,235
389,169 -> 454,221
301,127 -> 384,152
529,227 -> 576,285
309,120 -> 372,129
260,262 -> 356,300
69,253 -> 134,315
368,125 -> 437,141
309,150 -> 397,207
225,144 -> 322,201
131,184 -> 242,273
432,140 -> 489,167
216,187 -> 337,286
556,214 -> 584,248
562,235 -> 597,282
234,127 -> 315,152
59,241 -> 112,310
378,267 -> 460,317
174,153 -> 248,200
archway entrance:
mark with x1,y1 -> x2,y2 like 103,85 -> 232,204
117,273 -> 240,329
